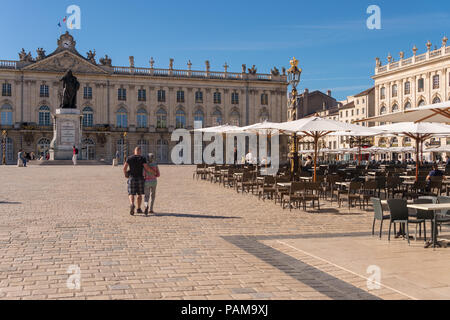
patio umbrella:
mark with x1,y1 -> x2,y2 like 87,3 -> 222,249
357,100 -> 450,123
193,124 -> 240,133
225,121 -> 281,135
426,145 -> 450,153
274,117 -> 380,181
373,122 -> 450,181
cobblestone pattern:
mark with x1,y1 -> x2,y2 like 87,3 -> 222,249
0,165 -> 409,300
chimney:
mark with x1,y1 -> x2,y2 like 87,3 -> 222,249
327,90 -> 332,97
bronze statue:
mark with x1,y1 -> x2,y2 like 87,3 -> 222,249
60,70 -> 80,109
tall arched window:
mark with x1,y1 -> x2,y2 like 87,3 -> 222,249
37,137 -> 50,158
0,104 -> 13,126
116,107 -> 128,128
391,137 -> 399,147
38,106 -> 51,126
156,139 -> 169,163
404,102 -> 411,110
116,138 -> 128,163
137,139 -> 149,156
176,109 -> 186,129
380,87 -> 386,99
81,138 -> 95,160
213,92 -> 221,104
137,108 -> 148,128
230,110 -> 240,126
433,97 -> 441,104
212,109 -> 222,126
433,75 -> 440,89
82,107 -> 93,127
392,104 -> 399,113
260,109 -> 269,122
418,100 -> 425,107
156,108 -> 167,128
380,106 -> 387,115
194,109 -> 204,126
403,137 -> 411,146
195,91 -> 203,103
404,81 -> 411,95
392,84 -> 398,97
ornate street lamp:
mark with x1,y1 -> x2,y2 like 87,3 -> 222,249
287,57 -> 302,177
123,132 -> 128,163
2,130 -> 7,165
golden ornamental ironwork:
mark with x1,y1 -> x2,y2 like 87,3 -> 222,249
288,57 -> 302,73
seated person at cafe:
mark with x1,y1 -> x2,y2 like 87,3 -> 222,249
426,164 -> 443,181
445,156 -> 450,167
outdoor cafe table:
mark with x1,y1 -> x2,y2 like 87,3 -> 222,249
277,182 -> 291,188
407,203 -> 450,248
399,175 -> 416,180
335,181 -> 351,188
380,200 -> 447,248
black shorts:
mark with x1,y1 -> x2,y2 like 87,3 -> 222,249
128,177 -> 145,195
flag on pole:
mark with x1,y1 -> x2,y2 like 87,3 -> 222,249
63,16 -> 67,23
57,22 -> 61,28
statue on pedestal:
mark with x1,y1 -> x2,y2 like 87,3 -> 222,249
60,70 -> 80,109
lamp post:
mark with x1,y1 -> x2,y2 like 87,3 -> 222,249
287,57 -> 302,177
123,132 -> 128,163
2,130 -> 7,165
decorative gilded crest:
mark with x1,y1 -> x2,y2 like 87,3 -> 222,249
288,57 -> 301,74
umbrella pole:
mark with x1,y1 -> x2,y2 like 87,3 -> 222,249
313,133 -> 319,182
415,138 -> 420,182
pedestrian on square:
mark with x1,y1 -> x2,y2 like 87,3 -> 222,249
123,147 -> 152,216
72,145 -> 78,165
17,149 -> 24,167
143,153 -> 160,215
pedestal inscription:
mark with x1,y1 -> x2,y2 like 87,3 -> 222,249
49,109 -> 82,160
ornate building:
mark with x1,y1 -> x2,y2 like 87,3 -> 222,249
373,36 -> 450,160
0,32 -> 288,163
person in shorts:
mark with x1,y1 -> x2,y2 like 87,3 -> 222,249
143,153 -> 160,215
123,147 -> 152,215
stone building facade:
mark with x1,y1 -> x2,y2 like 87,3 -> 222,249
373,36 -> 450,160
0,32 -> 288,164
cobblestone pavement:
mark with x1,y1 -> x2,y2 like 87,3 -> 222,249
1,165 -> 450,300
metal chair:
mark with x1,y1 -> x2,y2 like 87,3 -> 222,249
282,182 -> 305,211
387,199 -> 411,244
371,197 -> 390,239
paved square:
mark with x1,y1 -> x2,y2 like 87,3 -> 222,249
1,165 -> 450,300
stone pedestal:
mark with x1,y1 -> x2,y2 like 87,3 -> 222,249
49,109 -> 82,160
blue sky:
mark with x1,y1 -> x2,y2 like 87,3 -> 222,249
1,0 -> 449,100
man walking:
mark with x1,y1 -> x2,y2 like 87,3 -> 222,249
123,147 -> 152,216
143,153 -> 160,215
72,145 -> 78,165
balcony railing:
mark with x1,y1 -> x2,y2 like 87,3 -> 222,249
0,58 -> 285,82
112,66 -> 284,82
0,60 -> 17,69
375,44 -> 450,75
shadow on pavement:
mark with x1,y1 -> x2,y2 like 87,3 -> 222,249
140,212 -> 241,219
0,201 -> 21,205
